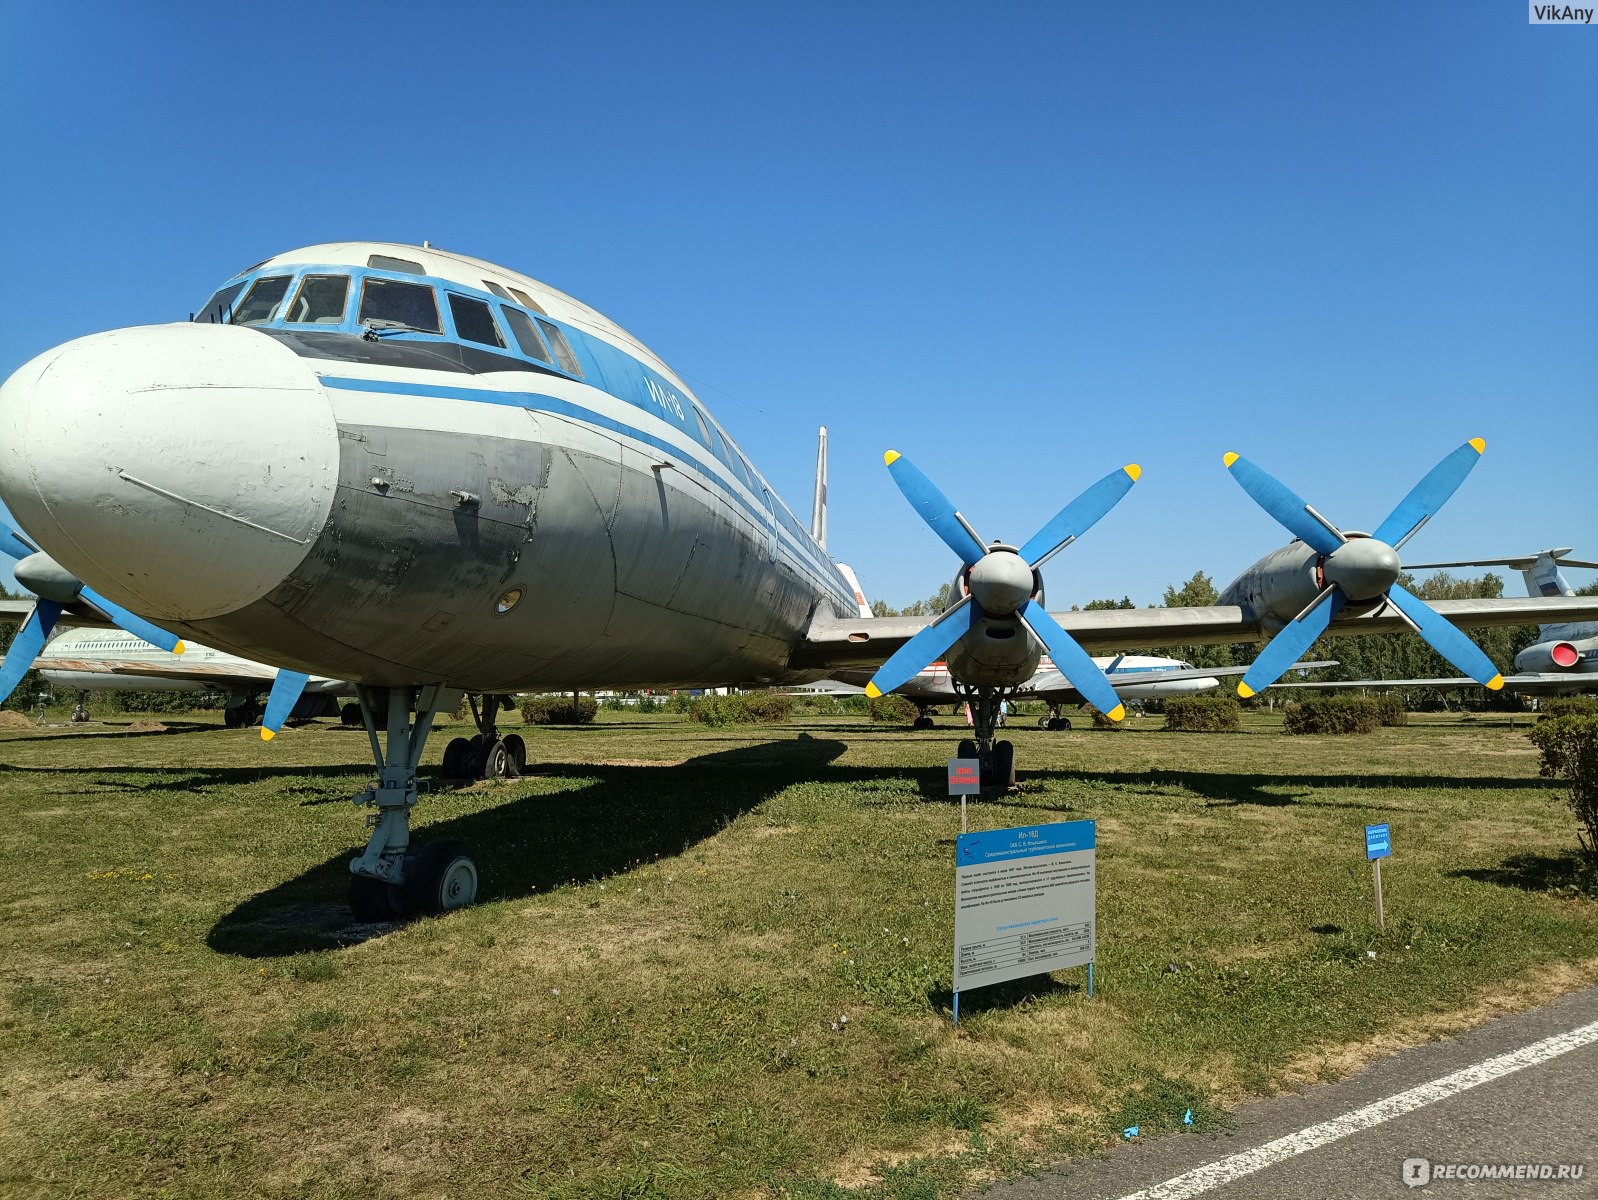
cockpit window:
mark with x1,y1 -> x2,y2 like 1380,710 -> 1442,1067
447,294 -> 507,348
483,281 -> 513,300
367,254 -> 425,274
502,308 -> 553,362
194,280 -> 246,324
231,275 -> 292,325
535,318 -> 583,376
509,287 -> 546,314
359,278 -> 442,334
284,275 -> 350,324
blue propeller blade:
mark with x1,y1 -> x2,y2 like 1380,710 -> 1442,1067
1238,589 -> 1344,697
79,586 -> 185,655
1,524 -> 34,562
865,597 -> 978,697
0,599 -> 63,704
1385,584 -> 1504,688
259,670 -> 310,740
1017,600 -> 1125,720
884,452 -> 987,567
1223,454 -> 1343,556
1371,439 -> 1485,549
1018,465 -> 1141,566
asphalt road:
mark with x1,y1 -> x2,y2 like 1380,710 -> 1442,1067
976,984 -> 1598,1200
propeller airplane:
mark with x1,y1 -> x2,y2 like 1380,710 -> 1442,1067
3,241 -> 1595,919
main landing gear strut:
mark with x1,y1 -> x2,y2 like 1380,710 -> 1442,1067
954,684 -> 1018,792
439,693 -> 526,780
347,684 -> 479,921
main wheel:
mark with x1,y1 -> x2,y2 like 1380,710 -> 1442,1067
913,715 -> 934,730
1038,714 -> 1052,730
502,733 -> 527,773
993,740 -> 1016,790
340,702 -> 362,728
403,840 -> 479,915
1049,717 -> 1073,732
956,738 -> 978,760
441,737 -> 472,778
481,739 -> 512,780
350,873 -> 401,922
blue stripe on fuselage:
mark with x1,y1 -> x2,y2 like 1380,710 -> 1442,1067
319,374 -> 854,608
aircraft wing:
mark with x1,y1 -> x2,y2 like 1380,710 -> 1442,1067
792,596 -> 1598,674
0,596 -> 122,630
1272,673 -> 1594,696
1020,659 -> 1335,704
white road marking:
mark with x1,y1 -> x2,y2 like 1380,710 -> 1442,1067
1111,1018 -> 1598,1200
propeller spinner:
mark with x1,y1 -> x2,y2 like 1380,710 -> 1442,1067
864,452 -> 1140,720
1224,438 -> 1505,697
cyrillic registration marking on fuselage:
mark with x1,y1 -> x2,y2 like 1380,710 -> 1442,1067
953,819 -> 1095,992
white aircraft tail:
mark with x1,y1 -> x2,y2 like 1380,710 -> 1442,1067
1409,548 -> 1598,642
810,425 -> 828,551
835,562 -> 873,618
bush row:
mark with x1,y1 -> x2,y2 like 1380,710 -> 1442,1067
520,695 -> 598,725
1283,696 -> 1382,735
1163,696 -> 1241,732
691,692 -> 794,727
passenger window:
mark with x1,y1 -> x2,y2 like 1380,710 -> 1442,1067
509,287 -> 546,314
691,406 -> 713,447
284,275 -> 350,324
359,278 -> 442,333
194,280 -> 246,324
447,294 -> 507,347
367,254 -> 425,274
231,276 -> 291,325
503,308 -> 553,362
483,281 -> 513,299
535,318 -> 583,376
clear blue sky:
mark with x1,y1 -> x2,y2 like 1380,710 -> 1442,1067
2,2 -> 1594,607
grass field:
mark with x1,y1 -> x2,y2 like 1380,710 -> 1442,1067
1,707 -> 1595,1199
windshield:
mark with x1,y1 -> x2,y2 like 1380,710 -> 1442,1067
231,275 -> 292,325
359,277 -> 441,333
194,280 -> 246,324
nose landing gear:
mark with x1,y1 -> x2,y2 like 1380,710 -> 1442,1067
954,685 -> 1018,792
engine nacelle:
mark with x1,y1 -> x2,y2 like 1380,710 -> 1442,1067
1515,640 -> 1584,673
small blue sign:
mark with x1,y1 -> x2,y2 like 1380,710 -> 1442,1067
1365,823 -> 1391,861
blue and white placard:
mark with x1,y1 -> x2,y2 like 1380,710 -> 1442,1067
953,819 -> 1096,992
1365,823 -> 1391,861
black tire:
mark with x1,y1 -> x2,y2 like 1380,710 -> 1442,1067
1049,717 -> 1073,732
502,733 -> 527,772
1038,714 -> 1052,730
994,740 -> 1016,790
913,715 -> 933,730
350,873 -> 400,922
341,702 -> 362,728
403,840 -> 479,915
441,737 -> 471,778
481,739 -> 512,780
957,738 -> 978,760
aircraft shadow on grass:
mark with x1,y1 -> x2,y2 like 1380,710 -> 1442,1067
207,734 -> 852,958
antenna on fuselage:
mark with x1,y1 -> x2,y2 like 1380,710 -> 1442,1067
810,425 -> 829,550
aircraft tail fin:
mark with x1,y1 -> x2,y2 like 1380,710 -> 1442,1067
810,425 -> 828,551
1407,548 -> 1597,641
835,562 -> 874,618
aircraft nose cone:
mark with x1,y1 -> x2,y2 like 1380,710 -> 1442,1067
0,324 -> 338,621
1325,537 -> 1402,602
967,550 -> 1035,615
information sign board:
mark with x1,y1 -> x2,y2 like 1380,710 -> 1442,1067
953,819 -> 1095,992
1365,823 -> 1391,860
947,758 -> 981,795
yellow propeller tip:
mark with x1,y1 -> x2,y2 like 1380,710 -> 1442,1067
1469,437 -> 1486,454
1106,704 -> 1126,723
1223,451 -> 1240,468
1123,463 -> 1141,482
883,450 -> 901,466
1237,682 -> 1256,699
1486,674 -> 1504,691
259,727 -> 275,741
865,683 -> 883,699
172,641 -> 186,656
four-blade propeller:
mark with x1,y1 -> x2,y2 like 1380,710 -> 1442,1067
0,515 -> 186,706
865,452 -> 1140,721
1224,438 -> 1505,697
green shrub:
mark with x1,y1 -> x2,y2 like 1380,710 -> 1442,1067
520,695 -> 598,725
1372,694 -> 1408,727
867,693 -> 919,724
663,693 -> 696,714
688,692 -> 792,727
1527,714 -> 1598,860
1283,696 -> 1380,735
1091,709 -> 1123,730
792,693 -> 868,716
1163,696 -> 1241,732
1541,697 -> 1598,721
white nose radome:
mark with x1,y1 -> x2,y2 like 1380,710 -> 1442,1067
0,323 -> 338,622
